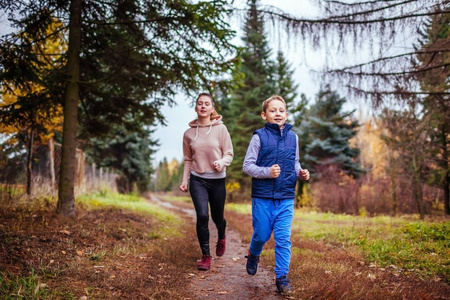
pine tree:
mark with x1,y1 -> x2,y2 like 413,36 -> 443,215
226,0 -> 282,194
1,0 -> 238,215
274,50 -> 298,113
297,88 -> 364,180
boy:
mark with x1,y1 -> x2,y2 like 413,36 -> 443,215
242,95 -> 310,294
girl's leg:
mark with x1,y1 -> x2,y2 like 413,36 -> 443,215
273,199 -> 294,278
249,198 -> 274,256
189,174 -> 210,255
208,178 -> 227,239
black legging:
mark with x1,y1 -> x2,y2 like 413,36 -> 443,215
189,173 -> 227,255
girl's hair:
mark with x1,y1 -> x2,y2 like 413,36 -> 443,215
262,95 -> 286,112
196,92 -> 218,119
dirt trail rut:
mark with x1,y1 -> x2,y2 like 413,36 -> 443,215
149,195 -> 284,300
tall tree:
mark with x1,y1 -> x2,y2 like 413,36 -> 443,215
226,0 -> 301,196
381,104 -> 432,220
414,9 -> 450,215
226,0 -> 277,192
274,50 -> 298,113
253,0 -> 449,105
0,0 -> 238,216
296,88 -> 364,179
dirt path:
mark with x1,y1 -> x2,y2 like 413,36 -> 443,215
148,195 -> 284,300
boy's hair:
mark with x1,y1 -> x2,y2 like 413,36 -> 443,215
262,95 -> 286,112
196,92 -> 218,119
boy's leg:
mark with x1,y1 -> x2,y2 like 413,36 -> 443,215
249,198 -> 274,256
189,174 -> 211,255
273,199 -> 294,278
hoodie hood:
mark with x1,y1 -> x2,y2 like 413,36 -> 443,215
189,115 -> 223,140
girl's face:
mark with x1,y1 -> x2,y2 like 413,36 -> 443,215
195,96 -> 214,119
261,99 -> 288,127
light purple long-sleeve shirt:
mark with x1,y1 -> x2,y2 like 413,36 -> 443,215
242,133 -> 303,179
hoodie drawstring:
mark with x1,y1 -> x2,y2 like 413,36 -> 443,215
206,123 -> 212,134
194,125 -> 199,140
194,123 -> 213,140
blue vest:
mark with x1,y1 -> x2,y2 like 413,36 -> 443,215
251,123 -> 297,200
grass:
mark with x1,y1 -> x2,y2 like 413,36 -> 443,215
77,189 -> 178,223
225,202 -> 449,280
0,270 -> 70,299
156,193 -> 191,204
0,190 -> 199,299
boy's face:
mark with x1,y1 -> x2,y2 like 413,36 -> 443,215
261,99 -> 288,127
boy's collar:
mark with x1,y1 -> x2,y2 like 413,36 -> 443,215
265,123 -> 292,133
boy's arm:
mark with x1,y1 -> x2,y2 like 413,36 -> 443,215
295,134 -> 303,176
242,134 -> 272,178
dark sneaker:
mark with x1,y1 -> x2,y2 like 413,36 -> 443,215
245,251 -> 260,275
216,236 -> 226,257
197,254 -> 212,270
276,276 -> 295,294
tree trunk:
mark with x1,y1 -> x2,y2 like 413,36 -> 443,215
26,128 -> 35,195
57,0 -> 82,216
49,137 -> 56,193
440,124 -> 450,215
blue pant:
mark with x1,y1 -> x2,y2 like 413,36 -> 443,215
249,198 -> 294,278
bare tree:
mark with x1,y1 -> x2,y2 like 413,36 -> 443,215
254,0 -> 449,105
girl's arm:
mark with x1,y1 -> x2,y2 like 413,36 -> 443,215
181,132 -> 192,185
214,126 -> 233,171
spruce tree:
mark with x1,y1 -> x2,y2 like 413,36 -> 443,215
297,88 -> 364,180
226,0 -> 277,193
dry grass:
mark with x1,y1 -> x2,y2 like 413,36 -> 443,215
0,198 -> 199,299
1,194 -> 448,300
226,206 -> 450,300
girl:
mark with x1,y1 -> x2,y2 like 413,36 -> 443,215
179,93 -> 233,270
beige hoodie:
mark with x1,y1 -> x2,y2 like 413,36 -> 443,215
182,115 -> 233,184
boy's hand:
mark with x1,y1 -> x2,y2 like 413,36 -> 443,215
299,169 -> 310,181
270,164 -> 281,178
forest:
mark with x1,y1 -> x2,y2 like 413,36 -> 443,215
0,1 -> 449,299
0,0 -> 448,219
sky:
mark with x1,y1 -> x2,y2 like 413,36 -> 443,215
152,0 -> 325,165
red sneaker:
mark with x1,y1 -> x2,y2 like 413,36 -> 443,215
197,254 -> 212,270
216,236 -> 226,257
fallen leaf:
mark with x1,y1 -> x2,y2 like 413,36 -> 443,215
61,250 -> 66,255
76,250 -> 84,256
59,230 -> 71,235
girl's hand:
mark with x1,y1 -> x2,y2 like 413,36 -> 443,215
299,169 -> 310,181
270,164 -> 281,178
213,161 -> 221,172
179,183 -> 188,192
